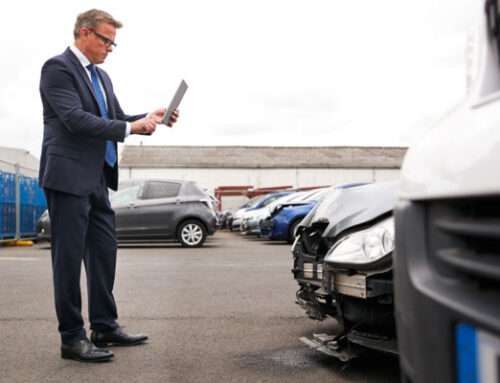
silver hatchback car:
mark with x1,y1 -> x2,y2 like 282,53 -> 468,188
36,179 -> 218,247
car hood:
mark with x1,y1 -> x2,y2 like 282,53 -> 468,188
279,201 -> 314,208
299,181 -> 399,238
270,201 -> 313,215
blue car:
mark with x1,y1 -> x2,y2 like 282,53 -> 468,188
260,183 -> 369,243
260,188 -> 328,243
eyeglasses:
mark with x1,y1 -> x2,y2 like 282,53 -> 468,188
86,28 -> 117,48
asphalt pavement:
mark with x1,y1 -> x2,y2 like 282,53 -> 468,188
0,231 -> 400,383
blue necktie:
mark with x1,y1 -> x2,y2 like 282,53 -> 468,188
87,64 -> 117,168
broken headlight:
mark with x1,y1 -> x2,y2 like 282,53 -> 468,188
324,216 -> 394,267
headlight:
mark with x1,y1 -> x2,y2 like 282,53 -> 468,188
324,216 -> 394,267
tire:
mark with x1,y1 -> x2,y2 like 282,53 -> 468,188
287,220 -> 301,244
177,220 -> 206,248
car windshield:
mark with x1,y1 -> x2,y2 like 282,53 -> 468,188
303,188 -> 328,202
285,191 -> 306,201
246,195 -> 266,208
266,193 -> 298,210
261,194 -> 288,207
278,192 -> 300,203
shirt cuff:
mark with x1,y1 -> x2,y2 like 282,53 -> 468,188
125,122 -> 131,137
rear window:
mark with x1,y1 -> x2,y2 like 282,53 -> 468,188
145,181 -> 181,199
185,182 -> 207,197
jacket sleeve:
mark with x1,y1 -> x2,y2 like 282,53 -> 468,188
40,58 -> 127,142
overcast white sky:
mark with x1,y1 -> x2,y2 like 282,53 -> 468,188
0,0 -> 478,159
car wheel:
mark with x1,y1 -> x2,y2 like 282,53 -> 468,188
178,220 -> 206,248
288,220 -> 301,244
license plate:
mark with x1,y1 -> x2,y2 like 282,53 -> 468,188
456,323 -> 500,383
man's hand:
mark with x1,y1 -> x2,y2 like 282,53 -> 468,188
130,117 -> 157,135
150,108 -> 180,127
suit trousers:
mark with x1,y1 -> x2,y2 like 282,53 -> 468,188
44,173 -> 119,345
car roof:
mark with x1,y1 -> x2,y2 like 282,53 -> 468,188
119,178 -> 194,186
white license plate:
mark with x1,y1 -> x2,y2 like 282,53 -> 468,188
456,323 -> 500,383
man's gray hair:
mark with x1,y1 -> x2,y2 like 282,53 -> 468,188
74,9 -> 123,39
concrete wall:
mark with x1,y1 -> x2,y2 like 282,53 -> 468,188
119,166 -> 401,194
218,195 -> 250,210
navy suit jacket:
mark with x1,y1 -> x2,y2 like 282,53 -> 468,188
39,47 -> 146,195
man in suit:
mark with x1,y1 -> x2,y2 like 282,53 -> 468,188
39,9 -> 179,362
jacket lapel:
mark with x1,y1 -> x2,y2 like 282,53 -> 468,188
64,48 -> 102,114
64,48 -> 117,119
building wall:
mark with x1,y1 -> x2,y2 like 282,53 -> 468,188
0,147 -> 39,178
218,195 -> 249,210
119,166 -> 401,193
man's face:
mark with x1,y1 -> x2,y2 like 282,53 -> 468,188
80,21 -> 116,64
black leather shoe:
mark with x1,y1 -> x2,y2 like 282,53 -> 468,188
61,339 -> 114,362
91,326 -> 148,347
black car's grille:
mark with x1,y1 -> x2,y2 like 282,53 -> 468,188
428,196 -> 500,288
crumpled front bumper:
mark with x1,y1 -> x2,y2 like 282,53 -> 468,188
259,218 -> 274,238
241,218 -> 261,235
292,235 -> 325,288
293,230 -> 397,358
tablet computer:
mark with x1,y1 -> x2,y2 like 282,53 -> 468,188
162,79 -> 188,126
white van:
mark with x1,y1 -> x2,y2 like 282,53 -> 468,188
395,1 -> 500,382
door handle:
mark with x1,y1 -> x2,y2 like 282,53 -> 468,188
127,203 -> 137,209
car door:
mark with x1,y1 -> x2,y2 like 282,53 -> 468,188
137,181 -> 184,237
110,183 -> 144,239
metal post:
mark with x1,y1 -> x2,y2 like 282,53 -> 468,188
15,162 -> 20,241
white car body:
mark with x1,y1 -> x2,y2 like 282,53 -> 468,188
400,7 -> 500,200
395,4 -> 500,382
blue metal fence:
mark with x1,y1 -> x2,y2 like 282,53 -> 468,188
0,169 -> 46,239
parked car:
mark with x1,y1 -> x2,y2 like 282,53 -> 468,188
36,179 -> 218,247
231,192 -> 292,232
229,195 -> 267,232
293,181 -> 398,361
395,2 -> 500,382
259,188 -> 329,242
218,209 -> 234,229
35,209 -> 51,241
260,184 -> 367,243
240,191 -> 303,236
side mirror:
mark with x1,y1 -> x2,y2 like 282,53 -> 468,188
469,0 -> 500,100
485,0 -> 500,55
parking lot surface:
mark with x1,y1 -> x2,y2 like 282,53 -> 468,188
0,231 -> 400,383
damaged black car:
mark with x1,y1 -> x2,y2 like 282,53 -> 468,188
292,181 -> 399,361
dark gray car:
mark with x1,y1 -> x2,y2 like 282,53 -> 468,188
36,179 -> 218,247
293,181 -> 399,361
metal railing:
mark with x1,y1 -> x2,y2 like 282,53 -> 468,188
0,162 -> 46,242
